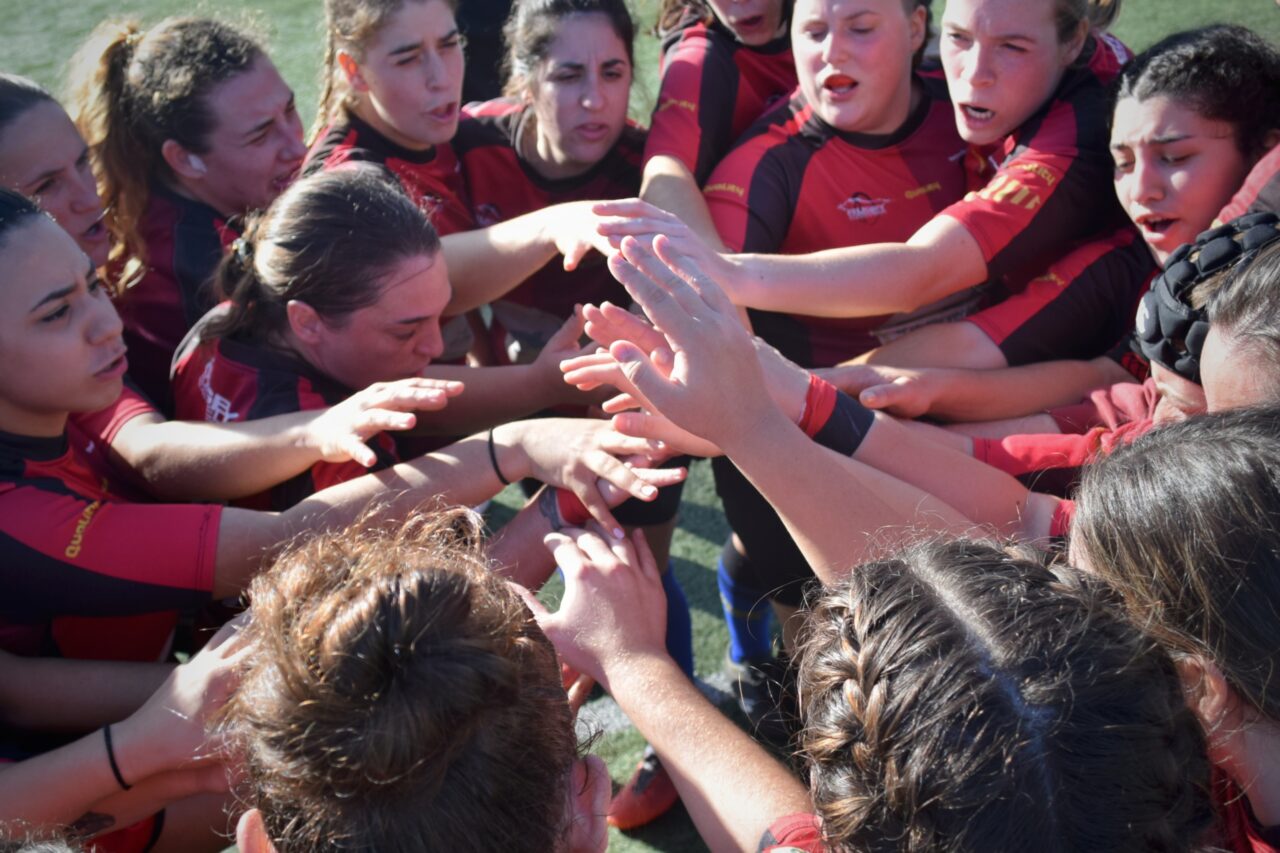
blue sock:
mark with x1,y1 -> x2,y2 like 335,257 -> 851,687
718,549 -> 774,665
662,563 -> 695,678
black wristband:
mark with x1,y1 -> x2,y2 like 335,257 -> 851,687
487,427 -> 511,486
103,724 -> 132,791
812,391 -> 876,457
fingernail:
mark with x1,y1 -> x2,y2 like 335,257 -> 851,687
613,527 -> 625,539
641,485 -> 657,498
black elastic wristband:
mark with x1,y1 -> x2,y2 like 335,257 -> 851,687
103,724 -> 132,791
812,391 -> 876,456
487,427 -> 512,486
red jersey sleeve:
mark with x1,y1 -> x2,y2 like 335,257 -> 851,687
757,813 -> 825,852
0,488 -> 218,618
646,23 -> 742,183
68,384 -> 159,446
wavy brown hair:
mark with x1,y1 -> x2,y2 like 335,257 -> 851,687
222,508 -> 579,852
1074,406 -> 1280,723
67,17 -> 263,287
797,538 -> 1211,852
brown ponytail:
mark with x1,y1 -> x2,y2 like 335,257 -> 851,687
67,17 -> 263,287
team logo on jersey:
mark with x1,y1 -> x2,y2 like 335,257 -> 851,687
417,193 -> 446,219
199,361 -> 240,423
474,203 -> 503,227
656,96 -> 698,115
838,193 -> 891,221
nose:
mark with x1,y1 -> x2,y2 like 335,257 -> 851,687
281,121 -> 308,164
415,321 -> 445,362
962,43 -> 996,89
69,170 -> 103,217
88,290 -> 124,346
581,73 -> 605,110
1131,154 -> 1165,205
423,49 -> 449,91
820,31 -> 844,65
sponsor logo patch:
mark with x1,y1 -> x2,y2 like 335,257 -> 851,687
838,192 -> 891,221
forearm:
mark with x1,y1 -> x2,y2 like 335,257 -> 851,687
486,490 -> 561,590
118,414 -> 325,502
609,654 -> 811,852
0,655 -> 171,732
442,209 -> 559,313
730,218 -> 985,317
881,357 -> 1131,422
418,364 -> 570,434
720,407 -> 971,584
639,157 -> 727,247
214,427 -> 532,595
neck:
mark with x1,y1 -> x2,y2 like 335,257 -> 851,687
351,101 -> 435,153
522,116 -> 595,182
1218,720 -> 1280,826
0,400 -> 70,438
165,175 -> 231,218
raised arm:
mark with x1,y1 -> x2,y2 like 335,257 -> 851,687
443,201 -> 616,314
531,527 -> 811,852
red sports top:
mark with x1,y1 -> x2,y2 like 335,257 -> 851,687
966,225 -> 1157,366
113,185 -> 238,415
0,388 -> 218,663
1213,768 -> 1280,853
705,77 -> 969,366
645,15 -> 796,184
453,99 -> 640,360
304,110 -> 476,237
304,110 -> 477,362
757,813 -> 825,852
172,307 -> 400,511
942,33 -> 1133,289
1219,144 -> 1280,223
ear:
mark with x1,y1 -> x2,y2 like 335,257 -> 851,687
1060,20 -> 1089,67
1175,654 -> 1234,737
337,49 -> 369,94
908,4 -> 928,54
286,299 -> 326,345
565,755 -> 611,853
162,139 -> 206,181
236,809 -> 278,853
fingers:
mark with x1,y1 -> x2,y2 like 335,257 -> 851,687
630,465 -> 687,489
630,528 -> 661,583
583,300 -> 669,353
652,234 -> 739,317
601,391 -> 641,414
363,378 -> 464,411
340,435 -> 379,468
621,236 -> 718,322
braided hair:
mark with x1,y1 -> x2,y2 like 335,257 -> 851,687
798,539 -> 1212,852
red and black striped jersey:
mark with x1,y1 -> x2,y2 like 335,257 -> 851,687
113,185 -> 237,416
304,109 -> 476,237
705,77 -> 968,367
644,15 -> 796,185
171,307 -> 401,511
0,388 -> 217,663
453,99 -> 641,359
942,33 -> 1133,288
968,225 -> 1157,366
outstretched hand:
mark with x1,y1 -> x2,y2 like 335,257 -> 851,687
312,378 -> 465,467
525,527 -> 668,694
601,235 -> 778,451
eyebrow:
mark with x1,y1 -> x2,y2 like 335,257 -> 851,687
389,28 -> 459,56
30,284 -> 74,313
241,95 -> 296,140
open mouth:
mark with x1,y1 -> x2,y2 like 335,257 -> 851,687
962,104 -> 994,121
428,102 -> 458,122
1137,215 -> 1176,235
733,13 -> 765,32
823,74 -> 858,95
